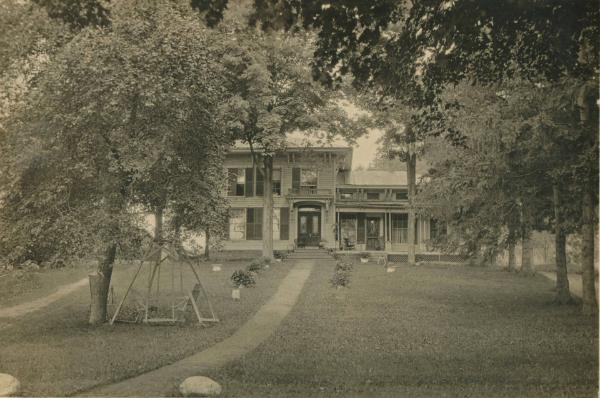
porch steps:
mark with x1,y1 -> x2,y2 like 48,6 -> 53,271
288,249 -> 334,260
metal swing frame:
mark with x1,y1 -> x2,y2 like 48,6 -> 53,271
109,242 -> 219,326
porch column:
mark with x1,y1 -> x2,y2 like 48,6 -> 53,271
336,211 -> 340,250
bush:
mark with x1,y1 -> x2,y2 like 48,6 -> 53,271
330,270 -> 351,288
331,259 -> 353,288
246,259 -> 263,273
231,270 -> 256,288
360,252 -> 369,259
335,259 -> 353,272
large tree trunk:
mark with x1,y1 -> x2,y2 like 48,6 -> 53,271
520,231 -> 535,275
507,241 -> 516,272
204,228 -> 210,260
581,189 -> 597,315
553,184 -> 571,304
89,243 -> 117,325
262,156 -> 274,259
407,151 -> 416,265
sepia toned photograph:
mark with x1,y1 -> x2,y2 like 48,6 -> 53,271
0,0 -> 598,397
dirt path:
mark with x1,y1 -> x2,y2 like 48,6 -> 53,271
80,260 -> 315,397
0,277 -> 88,319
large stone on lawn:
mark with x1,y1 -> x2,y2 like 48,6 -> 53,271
0,373 -> 20,397
179,376 -> 222,397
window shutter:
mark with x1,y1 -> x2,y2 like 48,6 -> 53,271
280,207 -> 289,240
255,167 -> 264,196
255,208 -> 263,240
227,169 -> 236,196
245,168 -> 254,197
292,167 -> 300,190
357,213 -> 365,244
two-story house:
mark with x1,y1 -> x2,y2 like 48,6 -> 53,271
222,144 -> 434,254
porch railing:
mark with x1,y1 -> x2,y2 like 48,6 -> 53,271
288,187 -> 333,197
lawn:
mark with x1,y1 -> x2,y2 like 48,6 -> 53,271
210,261 -> 598,398
0,263 -> 95,307
0,257 -> 291,397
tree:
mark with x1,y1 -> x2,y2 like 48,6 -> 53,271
214,5 -> 366,258
1,0 -> 230,323
231,0 -> 598,313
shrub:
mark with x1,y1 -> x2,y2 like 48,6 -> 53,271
360,252 -> 369,259
246,259 -> 263,273
330,270 -> 351,288
231,270 -> 256,288
335,259 -> 353,272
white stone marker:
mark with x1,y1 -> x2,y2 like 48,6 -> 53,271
179,376 -> 222,397
0,374 -> 20,397
211,264 -> 222,272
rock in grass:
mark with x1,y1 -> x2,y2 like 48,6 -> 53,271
0,373 -> 20,397
179,376 -> 222,396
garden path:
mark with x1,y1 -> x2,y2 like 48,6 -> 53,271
80,259 -> 315,397
0,277 -> 88,319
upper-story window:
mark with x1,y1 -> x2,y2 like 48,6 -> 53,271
366,192 -> 380,200
228,167 -> 281,197
228,168 -> 245,196
273,169 -> 282,195
395,190 -> 408,200
301,169 -> 318,188
292,167 -> 318,193
339,191 -> 354,200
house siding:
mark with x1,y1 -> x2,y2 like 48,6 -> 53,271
222,148 -> 431,253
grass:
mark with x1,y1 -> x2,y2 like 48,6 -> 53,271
0,257 -> 292,397
0,264 -> 95,307
210,261 -> 598,398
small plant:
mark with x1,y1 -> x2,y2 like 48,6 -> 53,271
360,252 -> 369,259
335,259 -> 353,273
330,270 -> 351,288
231,270 -> 256,288
246,259 -> 263,273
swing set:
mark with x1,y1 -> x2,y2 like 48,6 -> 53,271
109,243 -> 219,326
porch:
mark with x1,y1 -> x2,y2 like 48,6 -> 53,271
334,209 -> 431,253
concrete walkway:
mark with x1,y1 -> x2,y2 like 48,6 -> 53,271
80,260 -> 315,397
0,277 -> 88,319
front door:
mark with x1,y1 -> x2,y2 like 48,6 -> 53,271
298,211 -> 321,247
366,217 -> 382,250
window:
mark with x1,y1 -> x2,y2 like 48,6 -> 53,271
301,169 -> 317,188
246,208 -> 263,240
280,208 -> 289,240
272,169 -> 282,195
272,208 -> 280,240
391,214 -> 408,243
228,209 -> 245,240
395,190 -> 408,200
339,191 -> 354,200
366,192 -> 380,200
228,169 -> 245,196
340,214 -> 357,248
255,168 -> 264,196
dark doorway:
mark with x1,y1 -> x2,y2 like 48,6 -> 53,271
366,217 -> 383,251
298,208 -> 321,247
